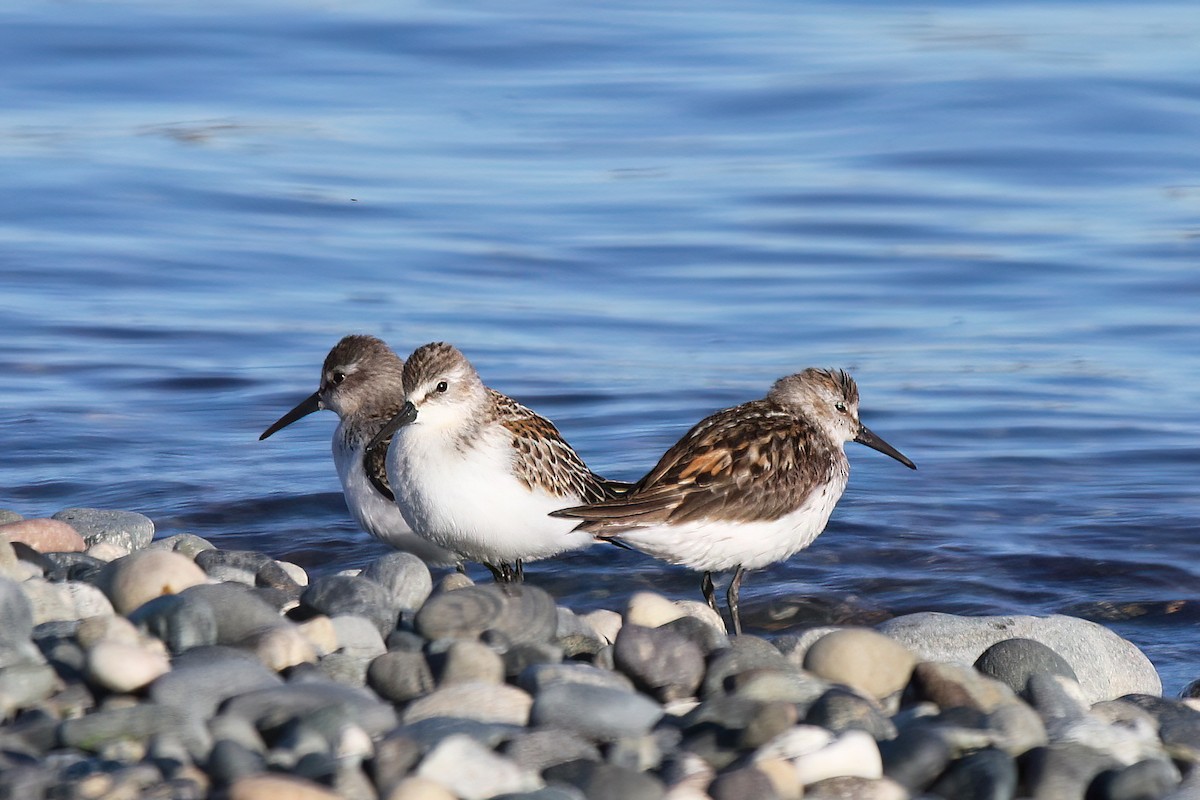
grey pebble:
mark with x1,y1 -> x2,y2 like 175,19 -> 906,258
974,637 -> 1078,696
0,577 -> 34,649
493,789 -> 587,800
58,702 -> 188,752
300,574 -> 397,638
430,639 -> 505,686
367,730 -> 423,796
555,607 -> 605,657
331,614 -> 387,659
1119,694 -> 1200,755
504,729 -> 602,773
1021,742 -> 1122,800
129,593 -> 219,654
194,549 -> 271,585
1090,758 -> 1181,800
360,551 -> 433,612
805,686 -> 897,740
207,738 -> 266,787
613,624 -> 705,702
367,650 -> 435,703
149,645 -> 282,720
0,663 -> 61,718
146,533 -> 216,559
417,583 -> 558,649
52,508 -> 155,552
40,551 -> 107,583
0,510 -> 24,525
222,681 -> 398,738
530,682 -> 663,742
179,583 -> 288,646
516,662 -> 635,695
702,635 -> 792,697
543,760 -> 665,800
501,642 -> 564,677
402,716 -> 523,750
709,765 -> 781,800
879,725 -> 953,792
402,681 -> 533,726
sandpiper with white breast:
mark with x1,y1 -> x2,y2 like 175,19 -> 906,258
367,341 -> 629,582
552,368 -> 915,635
259,334 -> 457,566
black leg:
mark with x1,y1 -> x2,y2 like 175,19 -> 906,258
485,562 -> 510,583
514,559 -> 525,584
727,565 -> 746,636
701,571 -> 719,617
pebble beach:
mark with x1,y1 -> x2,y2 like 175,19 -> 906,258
0,507 -> 1195,800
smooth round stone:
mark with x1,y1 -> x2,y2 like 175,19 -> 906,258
402,682 -> 533,726
247,624 -> 317,671
275,560 -> 309,587
877,612 -> 1161,702
415,584 -> 558,649
740,702 -> 801,750
730,668 -> 829,707
614,624 -> 705,702
555,607 -> 605,657
85,541 -> 130,562
625,591 -> 686,628
297,615 -> 338,657
360,552 -> 433,612
228,774 -> 340,800
223,681 -> 398,737
0,663 -> 60,717
879,726 -> 953,792
86,640 -> 171,693
984,698 -> 1049,756
504,729 -> 602,774
501,642 -> 564,677
1025,671 -> 1090,722
791,730 -> 883,786
805,687 -> 896,740
24,579 -> 114,624
147,534 -> 216,559
431,639 -> 505,686
517,662 -> 635,695
581,609 -> 622,645
417,734 -> 542,799
910,661 -> 1020,713
805,776 -> 907,800
0,576 -> 35,646
100,550 -> 208,615
208,738 -> 268,787
974,637 -> 1079,696
0,510 -> 23,525
369,651 -> 435,703
301,575 -> 396,638
150,646 -> 283,720
803,628 -> 916,700
52,508 -> 155,552
752,724 -> 835,763
387,776 -> 458,800
659,615 -> 729,656
1090,759 -> 1181,800
40,551 -> 106,583
128,593 -> 218,654
58,702 -> 188,751
193,549 -> 272,585
1119,694 -> 1200,754
0,519 -> 86,553
530,683 -> 663,742
177,583 -> 286,645
703,635 -> 793,697
543,760 -> 665,800
331,614 -> 387,659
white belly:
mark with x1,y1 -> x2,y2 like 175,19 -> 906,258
616,475 -> 849,573
332,425 -> 458,566
386,424 -> 594,564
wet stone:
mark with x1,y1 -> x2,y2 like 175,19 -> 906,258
360,551 -> 433,613
530,682 -> 663,742
613,624 -> 705,702
879,725 -> 953,793
974,637 -> 1079,696
300,574 -> 397,638
52,508 -> 155,552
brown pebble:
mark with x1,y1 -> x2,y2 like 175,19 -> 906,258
0,519 -> 87,553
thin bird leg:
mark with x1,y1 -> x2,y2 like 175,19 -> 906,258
727,565 -> 747,636
514,559 -> 525,583
701,571 -> 719,616
484,562 -> 509,583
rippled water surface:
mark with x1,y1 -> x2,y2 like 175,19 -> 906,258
2,0 -> 1199,691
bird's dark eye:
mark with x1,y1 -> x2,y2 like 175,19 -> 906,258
834,401 -> 848,413
332,371 -> 346,385
435,381 -> 448,393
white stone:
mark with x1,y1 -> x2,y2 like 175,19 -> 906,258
297,616 -> 338,657
417,734 -> 541,799
331,615 -> 387,659
275,560 -> 309,587
583,609 -> 622,645
753,725 -> 835,763
625,591 -> 685,628
77,615 -> 141,648
87,640 -> 171,693
791,730 -> 883,786
674,600 -> 727,634
250,625 -> 317,671
87,541 -> 131,562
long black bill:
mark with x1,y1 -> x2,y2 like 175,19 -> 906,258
366,401 -> 418,454
259,392 -> 322,440
855,425 -> 917,470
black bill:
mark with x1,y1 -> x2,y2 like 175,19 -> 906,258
855,424 -> 916,470
259,391 -> 322,440
366,400 -> 418,454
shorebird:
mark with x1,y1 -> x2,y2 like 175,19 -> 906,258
367,341 -> 629,581
260,334 -> 457,566
552,368 -> 915,634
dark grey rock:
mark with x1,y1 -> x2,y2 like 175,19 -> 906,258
493,789 -> 587,800
300,574 -> 396,638
11,543 -> 51,577
386,628 -> 427,653
52,508 -> 155,551
1021,742 -> 1121,800
367,651 -> 435,703
39,552 -> 106,583
660,614 -> 730,655
221,681 -> 397,738
614,624 -> 705,702
360,552 -> 432,612
416,583 -> 559,650
710,766 -> 782,800
880,725 -> 954,792
504,728 -> 602,773
149,646 -> 283,721
1089,758 -> 1181,800
368,730 -> 422,796
206,738 -> 266,787
805,687 -> 897,740
501,641 -> 565,677
147,534 -> 216,559
128,593 -> 219,655
739,700 -> 799,749
255,560 -> 302,596
702,635 -> 792,697
194,549 -> 272,585
1026,672 -> 1088,723
975,638 -> 1078,696
178,583 -> 286,645
543,760 -> 665,800
58,702 -> 188,751
0,709 -> 58,756
927,746 -> 1016,800
530,683 -> 663,742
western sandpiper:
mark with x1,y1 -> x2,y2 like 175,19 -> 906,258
367,341 -> 629,581
260,334 -> 457,566
552,368 -> 915,634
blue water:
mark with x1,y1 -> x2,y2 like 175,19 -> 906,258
2,0 -> 1199,692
